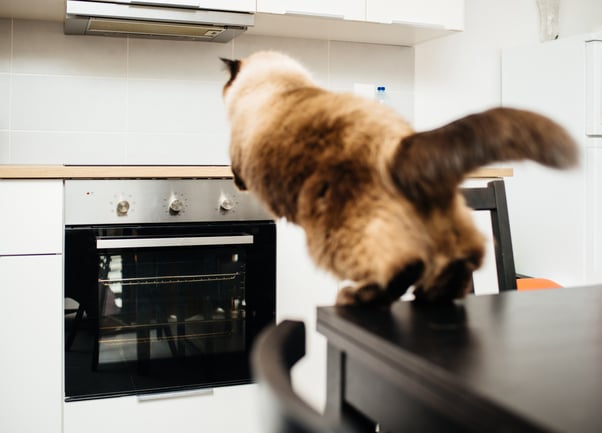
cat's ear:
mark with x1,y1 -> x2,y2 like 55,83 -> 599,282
220,57 -> 241,82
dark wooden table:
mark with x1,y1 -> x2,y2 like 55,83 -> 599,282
317,285 -> 602,433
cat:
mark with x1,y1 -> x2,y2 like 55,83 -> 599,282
220,51 -> 578,306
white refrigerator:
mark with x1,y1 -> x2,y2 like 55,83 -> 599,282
502,32 -> 602,286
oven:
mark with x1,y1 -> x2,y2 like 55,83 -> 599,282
64,179 -> 276,401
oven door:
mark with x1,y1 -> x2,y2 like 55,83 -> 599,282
64,221 -> 275,401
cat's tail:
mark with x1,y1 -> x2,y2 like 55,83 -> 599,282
390,107 -> 578,212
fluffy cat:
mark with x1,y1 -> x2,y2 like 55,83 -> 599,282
221,51 -> 578,305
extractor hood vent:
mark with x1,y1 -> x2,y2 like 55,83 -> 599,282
65,1 -> 254,42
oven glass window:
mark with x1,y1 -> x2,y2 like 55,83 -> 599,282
97,247 -> 247,367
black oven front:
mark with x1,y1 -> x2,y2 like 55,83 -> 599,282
64,179 -> 276,401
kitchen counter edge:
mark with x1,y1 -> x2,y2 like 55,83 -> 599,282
0,166 -> 513,179
0,165 -> 234,179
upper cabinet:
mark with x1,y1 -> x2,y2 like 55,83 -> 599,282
367,0 -> 464,30
257,0 -> 366,21
257,0 -> 465,30
170,0 -> 256,13
74,0 -> 256,12
251,0 -> 464,45
0,0 -> 465,45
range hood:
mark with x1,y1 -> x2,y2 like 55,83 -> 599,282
65,1 -> 254,42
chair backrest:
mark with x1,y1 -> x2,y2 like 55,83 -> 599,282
461,179 -> 517,292
252,320 -> 363,433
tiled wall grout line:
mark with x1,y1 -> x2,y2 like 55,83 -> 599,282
1,19 -> 413,165
8,18 -> 13,161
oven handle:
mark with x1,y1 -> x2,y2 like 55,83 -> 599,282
96,235 -> 254,249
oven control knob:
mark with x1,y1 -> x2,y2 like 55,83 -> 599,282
219,197 -> 235,211
116,200 -> 130,216
169,199 -> 183,215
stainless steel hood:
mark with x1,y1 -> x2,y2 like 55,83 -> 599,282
65,1 -> 254,42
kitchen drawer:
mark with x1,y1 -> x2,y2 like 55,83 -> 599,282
0,179 -> 63,255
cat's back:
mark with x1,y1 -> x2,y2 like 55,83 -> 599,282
264,87 -> 413,160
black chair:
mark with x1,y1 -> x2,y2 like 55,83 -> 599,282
252,320 -> 372,433
461,179 -> 517,292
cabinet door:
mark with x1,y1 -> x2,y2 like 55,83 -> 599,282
0,180 -> 63,255
367,0 -> 464,30
64,384 -> 263,433
197,0 -> 255,12
0,255 -> 62,433
121,1 -> 256,12
257,0 -> 366,21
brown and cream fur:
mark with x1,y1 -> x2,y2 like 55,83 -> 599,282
221,51 -> 578,305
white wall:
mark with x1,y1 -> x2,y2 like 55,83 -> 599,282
501,34 -> 593,286
415,0 -> 601,130
0,19 -> 414,165
414,0 -> 602,284
414,0 -> 538,130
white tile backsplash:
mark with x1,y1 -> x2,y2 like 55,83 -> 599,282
233,34 -> 330,86
0,19 -> 413,165
0,73 -> 9,130
128,79 -> 227,133
12,20 -> 127,77
125,132 -> 230,165
0,19 -> 10,73
329,41 -> 414,92
10,131 -> 128,164
11,74 -> 127,131
128,38 -> 233,80
0,131 -> 8,162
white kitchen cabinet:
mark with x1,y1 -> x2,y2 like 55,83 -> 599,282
0,254 -> 63,433
257,0 -> 366,21
93,0 -> 256,13
367,0 -> 464,30
2,0 -> 465,45
0,180 -> 63,432
64,384 -> 263,433
251,0 -> 463,45
195,0 -> 256,13
0,180 -> 63,255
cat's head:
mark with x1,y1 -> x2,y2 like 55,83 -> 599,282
220,51 -> 315,109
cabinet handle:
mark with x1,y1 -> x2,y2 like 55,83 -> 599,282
137,388 -> 214,401
285,10 -> 344,20
131,1 -> 199,7
391,19 -> 445,29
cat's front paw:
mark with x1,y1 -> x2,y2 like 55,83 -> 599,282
336,283 -> 390,307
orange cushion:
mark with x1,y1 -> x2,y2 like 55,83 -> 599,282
516,278 -> 562,291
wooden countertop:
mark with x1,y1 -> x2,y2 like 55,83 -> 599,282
0,165 -> 234,179
0,165 -> 513,179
